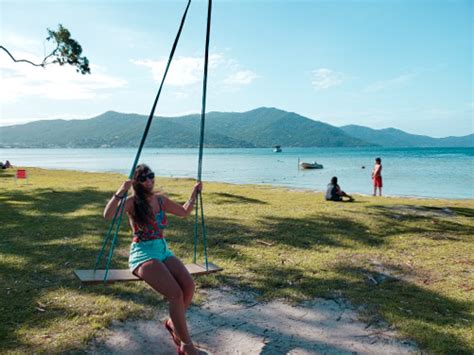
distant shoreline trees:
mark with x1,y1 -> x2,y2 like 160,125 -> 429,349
0,24 -> 90,74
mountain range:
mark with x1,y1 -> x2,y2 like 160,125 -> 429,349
0,107 -> 472,148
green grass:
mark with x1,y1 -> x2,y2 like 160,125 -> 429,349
1,167 -> 473,354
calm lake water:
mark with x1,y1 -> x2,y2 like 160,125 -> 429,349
1,147 -> 473,199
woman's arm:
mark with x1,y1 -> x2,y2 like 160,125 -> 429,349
162,182 -> 202,217
103,180 -> 132,220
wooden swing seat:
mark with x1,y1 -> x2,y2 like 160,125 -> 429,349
74,262 -> 222,284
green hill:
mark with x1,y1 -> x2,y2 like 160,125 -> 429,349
341,125 -> 474,148
0,108 -> 371,148
2,108 -> 471,148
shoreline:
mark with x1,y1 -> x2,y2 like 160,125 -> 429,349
8,166 -> 474,201
2,145 -> 472,200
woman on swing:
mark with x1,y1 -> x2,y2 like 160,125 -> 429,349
104,164 -> 202,355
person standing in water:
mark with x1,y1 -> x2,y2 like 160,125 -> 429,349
372,157 -> 383,196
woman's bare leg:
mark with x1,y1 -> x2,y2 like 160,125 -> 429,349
134,260 -> 193,347
162,256 -> 196,350
164,256 -> 195,309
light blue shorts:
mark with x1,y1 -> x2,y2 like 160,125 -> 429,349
128,238 -> 174,273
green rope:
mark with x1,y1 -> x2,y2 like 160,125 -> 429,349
192,191 -> 208,268
103,195 -> 128,281
95,0 -> 213,279
95,0 -> 192,281
193,199 -> 199,263
199,192 -> 209,269
193,0 -> 212,270
94,198 -> 122,270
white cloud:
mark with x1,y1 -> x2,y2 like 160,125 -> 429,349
132,53 -> 257,88
132,57 -> 200,86
311,68 -> 344,90
132,54 -> 223,87
224,70 -> 258,85
0,48 -> 127,103
365,73 -> 415,93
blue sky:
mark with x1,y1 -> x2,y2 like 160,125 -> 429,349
1,0 -> 472,137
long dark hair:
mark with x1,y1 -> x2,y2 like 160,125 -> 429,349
132,164 -> 154,227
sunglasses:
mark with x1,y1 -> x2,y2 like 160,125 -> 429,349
137,172 -> 155,182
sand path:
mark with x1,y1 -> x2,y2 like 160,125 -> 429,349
89,287 -> 417,355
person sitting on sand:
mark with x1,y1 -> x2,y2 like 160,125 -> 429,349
325,176 -> 354,202
103,164 -> 202,355
0,160 -> 11,169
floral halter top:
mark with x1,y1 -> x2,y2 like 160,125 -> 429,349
132,197 -> 168,243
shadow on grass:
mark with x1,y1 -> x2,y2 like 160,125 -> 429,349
1,187 -> 472,354
369,204 -> 474,219
0,169 -> 15,179
0,187 -> 144,351
207,192 -> 268,205
366,204 -> 473,242
1,187 -> 367,352
166,212 -> 381,261
447,207 -> 474,218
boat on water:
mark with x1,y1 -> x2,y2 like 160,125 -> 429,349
273,145 -> 282,153
299,161 -> 324,169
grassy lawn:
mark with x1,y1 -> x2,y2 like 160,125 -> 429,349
0,167 -> 473,354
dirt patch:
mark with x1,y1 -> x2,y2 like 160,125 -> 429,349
88,287 -> 418,354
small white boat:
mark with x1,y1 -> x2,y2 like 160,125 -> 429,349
299,161 -> 323,169
273,145 -> 282,153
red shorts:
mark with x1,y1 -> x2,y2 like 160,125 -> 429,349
373,176 -> 382,187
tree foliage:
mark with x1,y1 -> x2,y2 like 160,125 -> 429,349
0,24 -> 90,74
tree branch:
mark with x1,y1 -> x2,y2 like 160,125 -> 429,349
0,45 -> 46,67
0,24 -> 90,74
42,45 -> 60,66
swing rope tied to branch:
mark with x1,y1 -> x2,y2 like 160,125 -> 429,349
74,0 -> 221,284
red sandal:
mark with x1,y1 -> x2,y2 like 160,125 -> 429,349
164,319 -> 181,347
179,342 -> 196,355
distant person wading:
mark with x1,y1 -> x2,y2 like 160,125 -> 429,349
372,157 -> 383,196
